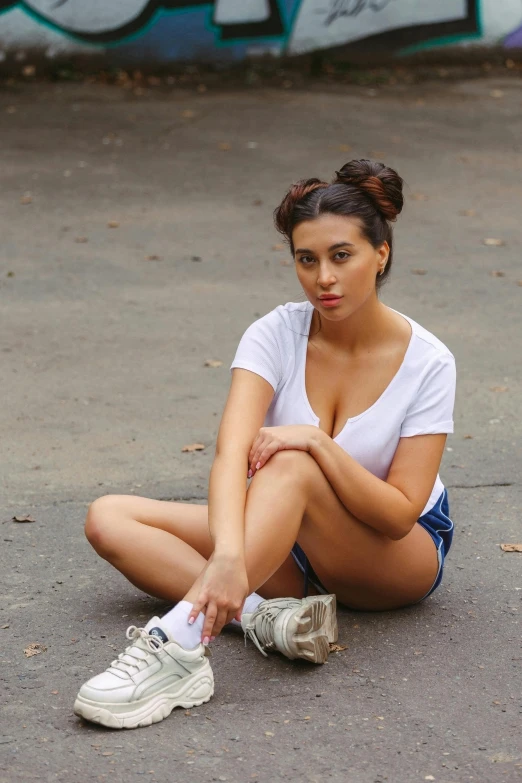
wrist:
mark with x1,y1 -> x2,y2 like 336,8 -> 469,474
212,546 -> 244,564
308,427 -> 329,457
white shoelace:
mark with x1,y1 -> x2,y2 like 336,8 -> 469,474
108,626 -> 165,676
244,606 -> 282,657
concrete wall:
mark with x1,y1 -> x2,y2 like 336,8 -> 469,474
0,1 -> 521,67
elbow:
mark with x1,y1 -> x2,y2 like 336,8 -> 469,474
387,515 -> 418,541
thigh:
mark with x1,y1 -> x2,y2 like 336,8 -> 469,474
289,455 -> 439,610
91,494 -> 214,560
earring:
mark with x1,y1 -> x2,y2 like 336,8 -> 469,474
379,266 -> 385,276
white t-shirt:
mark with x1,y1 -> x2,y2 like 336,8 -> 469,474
230,301 -> 456,517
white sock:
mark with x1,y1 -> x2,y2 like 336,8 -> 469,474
230,592 -> 264,628
160,600 -> 205,649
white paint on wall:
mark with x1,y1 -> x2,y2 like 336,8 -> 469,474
479,0 -> 522,43
288,0 -> 468,55
24,0 -> 150,35
0,8 -> 96,56
213,0 -> 271,25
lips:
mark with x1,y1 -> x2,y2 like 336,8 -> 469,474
318,295 -> 342,300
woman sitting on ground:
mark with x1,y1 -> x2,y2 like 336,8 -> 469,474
73,158 -> 456,729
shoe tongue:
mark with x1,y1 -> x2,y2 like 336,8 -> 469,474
143,617 -> 171,647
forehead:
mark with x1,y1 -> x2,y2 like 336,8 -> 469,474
292,214 -> 364,248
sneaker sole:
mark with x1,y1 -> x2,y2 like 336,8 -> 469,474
282,600 -> 331,664
303,594 -> 338,644
73,661 -> 214,729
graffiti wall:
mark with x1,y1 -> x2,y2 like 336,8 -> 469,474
0,1 -> 520,66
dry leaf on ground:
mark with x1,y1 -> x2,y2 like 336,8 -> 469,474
271,243 -> 285,251
181,110 -> 195,119
24,643 -> 47,658
329,643 -> 348,652
411,269 -> 427,275
490,386 -> 508,392
218,142 -> 231,151
490,270 -> 505,277
483,238 -> 505,247
411,192 -> 428,201
75,236 -> 88,244
338,144 -> 351,152
181,443 -> 206,452
107,221 -> 120,228
500,544 -> 522,553
13,514 -> 35,523
20,194 -> 32,205
459,209 -> 476,217
204,360 -> 223,368
144,254 -> 162,261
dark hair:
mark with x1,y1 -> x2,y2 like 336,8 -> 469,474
273,159 -> 404,289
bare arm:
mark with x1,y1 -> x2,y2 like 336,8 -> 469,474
208,368 -> 274,558
308,429 -> 447,540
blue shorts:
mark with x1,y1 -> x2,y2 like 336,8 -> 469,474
291,489 -> 454,604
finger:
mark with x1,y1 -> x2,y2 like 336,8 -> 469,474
201,604 -> 217,644
188,594 -> 207,625
211,608 -> 229,638
255,445 -> 279,470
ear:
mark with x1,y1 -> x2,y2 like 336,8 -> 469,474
378,241 -> 390,265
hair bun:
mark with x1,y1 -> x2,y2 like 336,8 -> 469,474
334,159 -> 403,221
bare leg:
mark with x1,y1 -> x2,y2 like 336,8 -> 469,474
86,449 -> 438,612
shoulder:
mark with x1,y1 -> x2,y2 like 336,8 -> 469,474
241,301 -> 312,338
396,310 -> 455,364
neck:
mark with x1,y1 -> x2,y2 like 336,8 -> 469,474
309,295 -> 395,355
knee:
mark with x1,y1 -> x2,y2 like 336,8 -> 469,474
260,449 -> 316,479
84,494 -> 126,558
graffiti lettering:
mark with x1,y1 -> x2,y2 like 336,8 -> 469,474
324,0 -> 395,27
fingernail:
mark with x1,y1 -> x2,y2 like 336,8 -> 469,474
203,636 -> 210,646
256,462 -> 261,470
188,617 -> 195,625
247,470 -> 252,478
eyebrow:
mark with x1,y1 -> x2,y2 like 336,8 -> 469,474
295,242 -> 355,254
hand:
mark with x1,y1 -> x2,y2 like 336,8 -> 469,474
188,553 -> 249,643
247,425 -> 319,478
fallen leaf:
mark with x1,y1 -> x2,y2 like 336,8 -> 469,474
338,144 -> 351,152
425,777 -> 435,781
107,221 -> 119,228
411,269 -> 427,275
252,199 -> 263,207
50,690 -> 58,695
489,270 -> 505,277
303,716 -> 311,720
271,243 -> 285,251
490,89 -> 504,99
204,359 -> 223,368
483,238 -> 505,247
22,65 -> 35,77
7,271 -> 15,277
329,643 -> 348,652
24,643 -> 47,658
13,515 -> 35,523
490,386 -> 508,392
101,752 -> 113,756
6,105 -> 16,114
459,209 -> 476,217
218,142 -> 231,151
1,624 -> 9,629
500,544 -> 522,553
264,731 -> 274,737
280,260 -> 292,267
411,192 -> 428,201
75,236 -> 88,244
20,194 -> 32,205
181,110 -> 195,119
517,281 -> 522,287
463,434 -> 474,439
181,443 -> 206,452
144,254 -> 162,261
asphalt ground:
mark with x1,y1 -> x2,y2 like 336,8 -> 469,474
0,75 -> 521,782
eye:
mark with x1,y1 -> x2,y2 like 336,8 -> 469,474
297,255 -> 314,265
334,251 -> 351,260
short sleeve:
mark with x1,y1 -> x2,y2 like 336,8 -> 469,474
229,313 -> 282,393
400,353 -> 456,437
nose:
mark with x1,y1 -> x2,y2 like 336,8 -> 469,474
317,260 -> 337,287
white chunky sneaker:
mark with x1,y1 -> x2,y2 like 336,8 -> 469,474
73,618 -> 214,729
241,594 -> 337,664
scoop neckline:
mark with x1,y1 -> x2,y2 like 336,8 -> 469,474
300,303 -> 415,441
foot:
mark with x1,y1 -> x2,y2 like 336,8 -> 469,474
241,594 -> 337,664
73,618 -> 214,729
